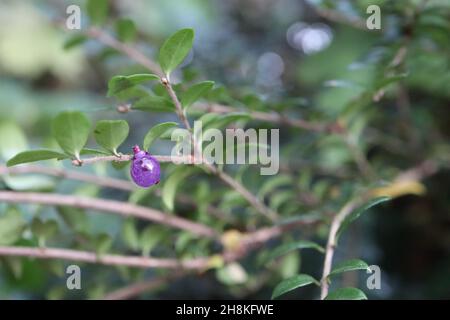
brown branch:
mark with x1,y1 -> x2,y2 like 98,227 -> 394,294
1,164 -> 134,191
71,154 -> 192,166
194,103 -> 336,133
1,164 -> 233,224
0,246 -> 207,269
86,26 -> 163,78
320,199 -> 361,299
162,78 -> 192,130
0,191 -> 218,239
311,6 -> 371,31
83,27 -> 335,134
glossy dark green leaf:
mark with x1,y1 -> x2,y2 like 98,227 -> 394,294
52,111 -> 91,159
7,149 -> 68,167
93,120 -> 129,155
158,28 -> 194,76
143,122 -> 178,150
329,259 -> 369,277
181,81 -> 214,109
107,74 -> 159,97
271,274 -> 319,299
325,287 -> 368,300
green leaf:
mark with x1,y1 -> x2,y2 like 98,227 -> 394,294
271,274 -> 318,299
107,74 -> 159,97
158,28 -> 194,76
203,112 -> 251,130
266,240 -> 325,263
258,175 -> 293,199
116,19 -> 137,42
181,81 -> 214,109
0,209 -> 26,245
86,0 -> 108,25
143,122 -> 178,150
140,226 -> 167,256
63,34 -> 88,50
94,120 -> 129,155
329,259 -> 369,277
325,287 -> 368,300
162,167 -> 196,211
337,196 -> 391,240
80,148 -> 111,156
94,233 -> 113,256
7,149 -> 68,167
132,95 -> 175,112
31,218 -> 59,247
122,218 -> 139,251
52,111 -> 91,159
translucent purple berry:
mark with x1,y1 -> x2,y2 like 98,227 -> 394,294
130,145 -> 161,188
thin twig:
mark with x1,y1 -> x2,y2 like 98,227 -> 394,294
320,199 -> 361,299
83,27 -> 333,134
0,191 -> 218,239
1,164 -> 233,224
162,78 -> 191,130
86,26 -> 163,77
1,164 -> 134,191
71,154 -> 192,166
195,103 -> 337,133
0,246 -> 207,269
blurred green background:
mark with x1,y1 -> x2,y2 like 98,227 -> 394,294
0,0 -> 449,299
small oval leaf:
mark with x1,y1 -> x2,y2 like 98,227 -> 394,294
181,81 -> 214,109
162,167 -> 196,211
329,259 -> 370,277
266,240 -> 325,263
325,287 -> 368,300
107,74 -> 159,97
132,95 -> 175,112
7,149 -> 68,167
94,120 -> 129,155
158,28 -> 194,76
52,111 -> 91,159
143,122 -> 178,150
271,274 -> 318,299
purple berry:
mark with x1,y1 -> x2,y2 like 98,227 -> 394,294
130,145 -> 161,188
